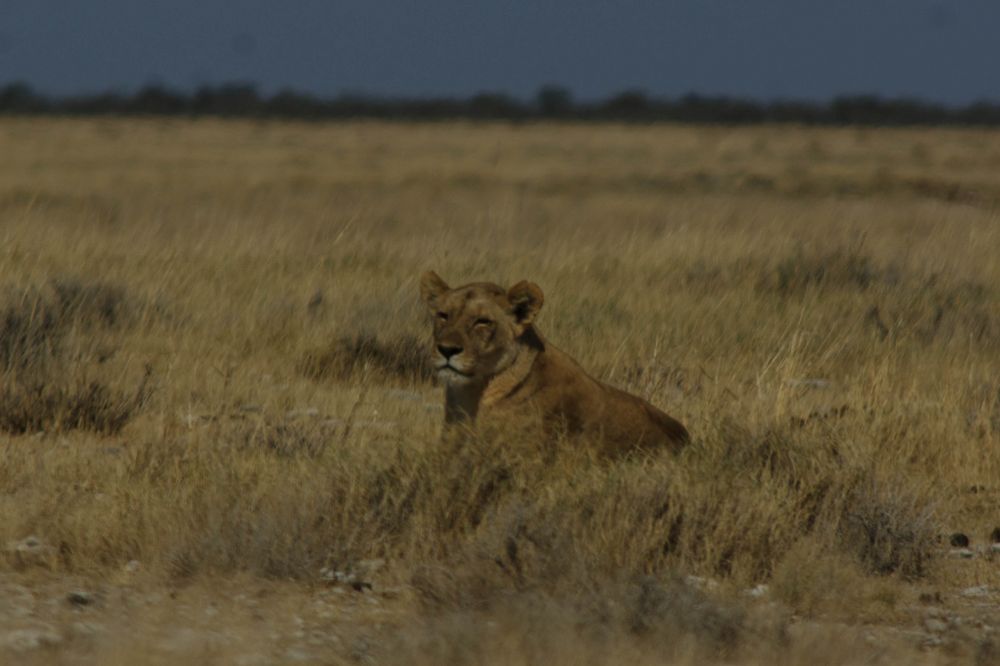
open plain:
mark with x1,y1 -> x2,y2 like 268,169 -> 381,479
2,118 -> 1000,664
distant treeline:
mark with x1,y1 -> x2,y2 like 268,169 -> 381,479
3,82 -> 1000,126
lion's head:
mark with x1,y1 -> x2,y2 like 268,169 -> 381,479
419,271 -> 544,385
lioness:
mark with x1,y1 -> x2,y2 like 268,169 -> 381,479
419,271 -> 689,456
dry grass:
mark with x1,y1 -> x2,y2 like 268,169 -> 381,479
1,118 -> 1000,664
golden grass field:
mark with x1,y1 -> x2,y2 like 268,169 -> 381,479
2,118 -> 1000,664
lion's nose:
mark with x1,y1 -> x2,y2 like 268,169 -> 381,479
437,344 -> 462,359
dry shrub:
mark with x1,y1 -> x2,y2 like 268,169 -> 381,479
299,331 -> 433,383
761,246 -> 888,296
50,277 -> 133,329
836,472 -> 937,578
699,422 -> 937,580
0,279 -> 148,435
0,278 -> 133,371
0,369 -> 151,435
0,286 -> 61,372
626,575 -> 745,650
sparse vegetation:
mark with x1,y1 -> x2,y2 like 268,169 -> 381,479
1,118 -> 999,664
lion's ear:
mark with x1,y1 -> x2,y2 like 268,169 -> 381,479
507,281 -> 544,325
420,271 -> 450,307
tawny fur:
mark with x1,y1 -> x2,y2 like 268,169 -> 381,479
420,271 -> 689,456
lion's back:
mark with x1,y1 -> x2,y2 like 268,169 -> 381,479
517,344 -> 689,455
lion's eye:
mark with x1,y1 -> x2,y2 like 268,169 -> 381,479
474,318 -> 493,328
436,312 -> 449,321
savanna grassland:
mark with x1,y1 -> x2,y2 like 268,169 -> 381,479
2,118 -> 1000,665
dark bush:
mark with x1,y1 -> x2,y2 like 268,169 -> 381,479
0,367 -> 151,435
838,474 -> 936,578
0,287 -> 60,372
0,279 -> 134,372
762,247 -> 883,296
0,279 -> 148,435
299,332 -> 433,384
50,277 -> 133,328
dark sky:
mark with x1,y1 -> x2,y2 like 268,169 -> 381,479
1,0 -> 998,104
